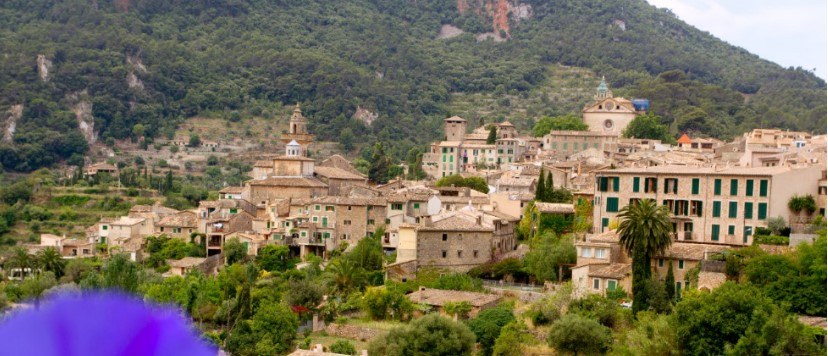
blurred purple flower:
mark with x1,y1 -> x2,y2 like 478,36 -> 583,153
0,291 -> 216,356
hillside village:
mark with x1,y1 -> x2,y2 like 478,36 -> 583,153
52,78 -> 823,278
5,78 -> 827,355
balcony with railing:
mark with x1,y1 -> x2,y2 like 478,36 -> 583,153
208,235 -> 223,247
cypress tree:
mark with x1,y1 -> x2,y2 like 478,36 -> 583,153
665,261 -> 676,301
486,125 -> 497,144
369,142 -> 390,184
535,169 -> 546,201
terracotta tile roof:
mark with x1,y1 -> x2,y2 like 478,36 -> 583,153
420,215 -> 491,232
254,160 -> 272,168
497,177 -> 535,187
248,177 -> 328,188
535,202 -> 575,214
406,288 -> 501,307
438,196 -> 490,204
219,186 -> 245,194
677,133 -> 692,144
157,211 -> 198,228
63,239 -> 94,247
387,193 -> 433,203
586,231 -> 621,243
313,166 -> 367,180
308,196 -> 386,206
110,217 -> 145,226
588,263 -> 631,279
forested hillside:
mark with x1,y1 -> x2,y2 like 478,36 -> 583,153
0,0 -> 824,171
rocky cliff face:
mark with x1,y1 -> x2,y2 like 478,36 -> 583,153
455,0 -> 531,39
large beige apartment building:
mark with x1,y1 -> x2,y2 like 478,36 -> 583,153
593,165 -> 825,246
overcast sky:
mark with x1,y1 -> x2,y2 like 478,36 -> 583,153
646,0 -> 827,79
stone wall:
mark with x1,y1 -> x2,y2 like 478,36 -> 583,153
324,323 -> 384,342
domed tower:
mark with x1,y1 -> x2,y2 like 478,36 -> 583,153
594,76 -> 613,100
280,103 -> 316,147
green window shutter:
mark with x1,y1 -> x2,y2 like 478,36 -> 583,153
730,179 -> 738,196
728,225 -> 735,235
602,218 -> 609,230
599,177 -> 609,192
697,201 -> 703,217
692,178 -> 700,195
606,197 -> 619,212
442,155 -> 446,162
712,201 -> 721,217
758,203 -> 767,219
612,177 -> 620,192
744,202 -> 753,219
633,177 -> 640,193
759,180 -> 768,196
745,179 -> 754,197
711,224 -> 720,241
414,203 -> 420,209
714,179 -> 722,195
728,202 -> 738,218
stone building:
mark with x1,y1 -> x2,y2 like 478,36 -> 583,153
593,164 -> 825,246
280,104 -> 315,146
156,211 -> 198,240
582,77 -> 645,134
542,130 -> 619,155
393,206 -> 517,274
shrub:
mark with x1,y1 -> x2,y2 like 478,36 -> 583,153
369,314 -> 475,356
329,340 -> 356,355
753,235 -> 789,245
467,307 -> 516,355
547,314 -> 612,355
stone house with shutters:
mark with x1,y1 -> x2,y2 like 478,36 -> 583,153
290,196 -> 387,258
156,211 -> 198,240
593,164 -> 825,246
391,205 -> 517,276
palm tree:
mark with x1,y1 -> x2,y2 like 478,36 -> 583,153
325,258 -> 367,295
6,247 -> 34,279
616,199 -> 672,314
37,247 -> 66,279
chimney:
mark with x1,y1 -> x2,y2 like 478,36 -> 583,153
419,286 -> 427,292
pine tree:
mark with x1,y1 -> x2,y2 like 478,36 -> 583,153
665,261 -> 676,301
164,170 -> 173,194
535,169 -> 546,201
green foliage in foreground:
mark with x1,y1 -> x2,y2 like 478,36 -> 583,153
547,313 -> 613,355
369,314 -> 476,356
467,306 -> 516,356
532,114 -> 588,137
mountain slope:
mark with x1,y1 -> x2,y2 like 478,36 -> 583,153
0,0 -> 823,171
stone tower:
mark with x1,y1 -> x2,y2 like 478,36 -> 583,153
280,103 -> 316,146
594,76 -> 613,100
444,116 -> 468,142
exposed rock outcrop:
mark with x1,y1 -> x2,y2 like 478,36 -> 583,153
36,55 -> 52,82
68,91 -> 97,145
1,104 -> 23,143
353,106 -> 378,127
436,24 -> 465,40
454,0 -> 532,40
126,54 -> 146,91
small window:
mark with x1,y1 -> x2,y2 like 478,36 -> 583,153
473,250 -> 479,258
312,216 -> 318,222
325,206 -> 335,211
658,259 -> 664,267
442,250 -> 447,258
442,234 -> 448,241
229,208 -> 238,214
413,203 -> 420,209
594,249 -> 606,259
581,247 -> 592,258
457,251 -> 463,258
102,225 -> 108,230
593,278 -> 600,290
315,205 -> 321,211
678,260 -> 685,269
367,219 -> 375,225
607,280 -> 617,291
344,220 -> 351,225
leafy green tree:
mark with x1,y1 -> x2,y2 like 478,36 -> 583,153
468,307 -> 516,356
613,311 -> 679,356
37,247 -> 66,279
444,301 -> 473,320
346,226 -> 385,272
524,232 -> 576,283
188,134 -> 201,147
486,125 -> 497,144
673,283 -> 776,355
226,301 -> 299,356
547,313 -> 613,355
329,340 -> 357,355
103,254 -> 139,293
284,278 -> 325,310
369,314 -> 475,356
435,174 -> 489,193
532,114 -> 588,137
616,199 -> 672,314
339,127 -> 355,152
256,245 -> 295,272
727,308 -> 825,356
622,113 -> 675,144
361,286 -> 412,321
568,294 -> 625,329
223,238 -> 247,265
492,321 -> 535,356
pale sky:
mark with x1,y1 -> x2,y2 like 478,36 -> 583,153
646,0 -> 827,79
